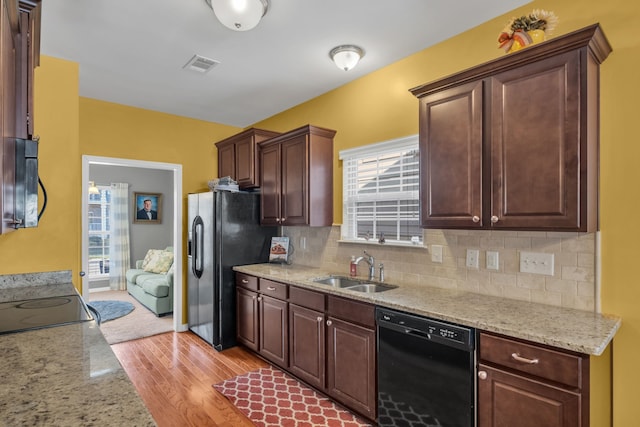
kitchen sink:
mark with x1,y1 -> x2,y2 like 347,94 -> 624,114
343,283 -> 397,293
312,276 -> 397,293
313,276 -> 363,288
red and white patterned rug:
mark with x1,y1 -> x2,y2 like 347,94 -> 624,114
213,365 -> 374,427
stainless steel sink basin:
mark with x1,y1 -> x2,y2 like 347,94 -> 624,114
312,276 -> 397,293
313,276 -> 363,288
344,283 -> 398,293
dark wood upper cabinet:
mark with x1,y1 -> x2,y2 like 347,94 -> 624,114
1,0 -> 40,235
410,24 -> 611,231
214,128 -> 280,189
259,124 -> 335,226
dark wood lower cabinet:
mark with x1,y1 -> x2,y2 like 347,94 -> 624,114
235,287 -> 259,351
478,332 -> 589,427
288,303 -> 325,389
258,294 -> 288,367
478,364 -> 581,427
326,316 -> 376,421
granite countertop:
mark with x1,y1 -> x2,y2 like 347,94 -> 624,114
234,263 -> 621,356
0,271 -> 156,427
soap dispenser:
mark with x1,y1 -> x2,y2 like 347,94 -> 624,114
349,256 -> 357,277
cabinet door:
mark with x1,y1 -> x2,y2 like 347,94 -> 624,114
289,304 -> 325,389
326,316 -> 376,420
217,142 -> 235,181
1,0 -> 18,234
259,294 -> 288,367
490,51 -> 582,229
281,135 -> 308,225
478,364 -> 582,427
418,80 -> 484,228
236,287 -> 259,351
259,143 -> 281,225
234,136 -> 256,188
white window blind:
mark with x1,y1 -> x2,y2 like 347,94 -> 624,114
340,135 -> 422,245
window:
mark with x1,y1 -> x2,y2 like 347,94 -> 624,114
88,185 -> 111,279
340,135 -> 422,246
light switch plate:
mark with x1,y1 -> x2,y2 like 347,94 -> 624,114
466,249 -> 479,269
431,245 -> 443,263
520,251 -> 554,276
486,251 -> 499,270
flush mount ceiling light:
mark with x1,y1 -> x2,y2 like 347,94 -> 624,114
205,0 -> 269,31
329,45 -> 365,71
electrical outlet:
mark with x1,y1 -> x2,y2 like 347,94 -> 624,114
519,251 -> 554,276
431,245 -> 443,263
486,251 -> 499,270
466,249 -> 479,269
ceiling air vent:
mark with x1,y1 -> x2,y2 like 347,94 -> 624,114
183,54 -> 220,73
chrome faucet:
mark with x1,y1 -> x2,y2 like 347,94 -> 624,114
355,250 -> 376,281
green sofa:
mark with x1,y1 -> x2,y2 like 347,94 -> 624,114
125,247 -> 174,316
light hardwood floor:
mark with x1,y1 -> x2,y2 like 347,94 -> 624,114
111,331 -> 268,427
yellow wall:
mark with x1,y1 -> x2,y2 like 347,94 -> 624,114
0,57 -> 80,277
254,1 -> 638,425
1,0 -> 637,424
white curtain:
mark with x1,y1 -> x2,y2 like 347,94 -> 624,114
109,183 -> 131,291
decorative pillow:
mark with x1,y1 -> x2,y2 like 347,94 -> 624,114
142,249 -> 174,274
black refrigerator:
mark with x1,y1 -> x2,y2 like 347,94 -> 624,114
187,191 -> 277,350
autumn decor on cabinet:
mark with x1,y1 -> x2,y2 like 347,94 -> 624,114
498,9 -> 559,53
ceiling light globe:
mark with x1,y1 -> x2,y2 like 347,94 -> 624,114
330,45 -> 365,71
209,0 -> 268,31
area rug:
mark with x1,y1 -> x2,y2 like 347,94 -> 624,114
88,300 -> 135,323
88,290 -> 173,345
213,365 -> 373,427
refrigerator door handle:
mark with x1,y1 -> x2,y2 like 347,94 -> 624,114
192,215 -> 204,278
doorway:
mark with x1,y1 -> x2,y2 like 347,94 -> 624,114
81,155 -> 185,333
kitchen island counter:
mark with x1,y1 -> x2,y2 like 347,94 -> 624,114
234,263 -> 621,356
0,271 -> 155,426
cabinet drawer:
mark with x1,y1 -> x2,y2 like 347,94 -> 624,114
236,273 -> 258,291
479,332 -> 585,389
327,295 -> 375,328
259,279 -> 288,300
289,286 -> 325,311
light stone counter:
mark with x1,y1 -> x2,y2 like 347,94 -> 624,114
0,271 -> 156,427
234,263 -> 621,355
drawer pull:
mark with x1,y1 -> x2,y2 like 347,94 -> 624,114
511,353 -> 539,364
241,279 -> 249,284
266,286 -> 276,291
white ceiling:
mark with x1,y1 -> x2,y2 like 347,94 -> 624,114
40,0 -> 528,128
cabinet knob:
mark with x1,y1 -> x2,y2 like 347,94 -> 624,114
257,296 -> 262,302
326,320 -> 332,326
317,316 -> 323,322
281,218 -> 286,223
491,215 -> 499,223
478,371 -> 487,380
276,218 -> 281,223
472,215 -> 480,223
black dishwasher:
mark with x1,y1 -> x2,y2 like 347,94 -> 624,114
376,307 -> 476,427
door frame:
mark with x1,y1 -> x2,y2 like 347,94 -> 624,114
81,155 -> 186,332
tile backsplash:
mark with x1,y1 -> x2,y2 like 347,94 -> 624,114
283,226 -> 597,312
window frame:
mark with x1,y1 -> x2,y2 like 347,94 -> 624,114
87,184 -> 111,280
339,135 -> 423,247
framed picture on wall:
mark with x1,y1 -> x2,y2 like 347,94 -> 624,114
133,192 -> 162,224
